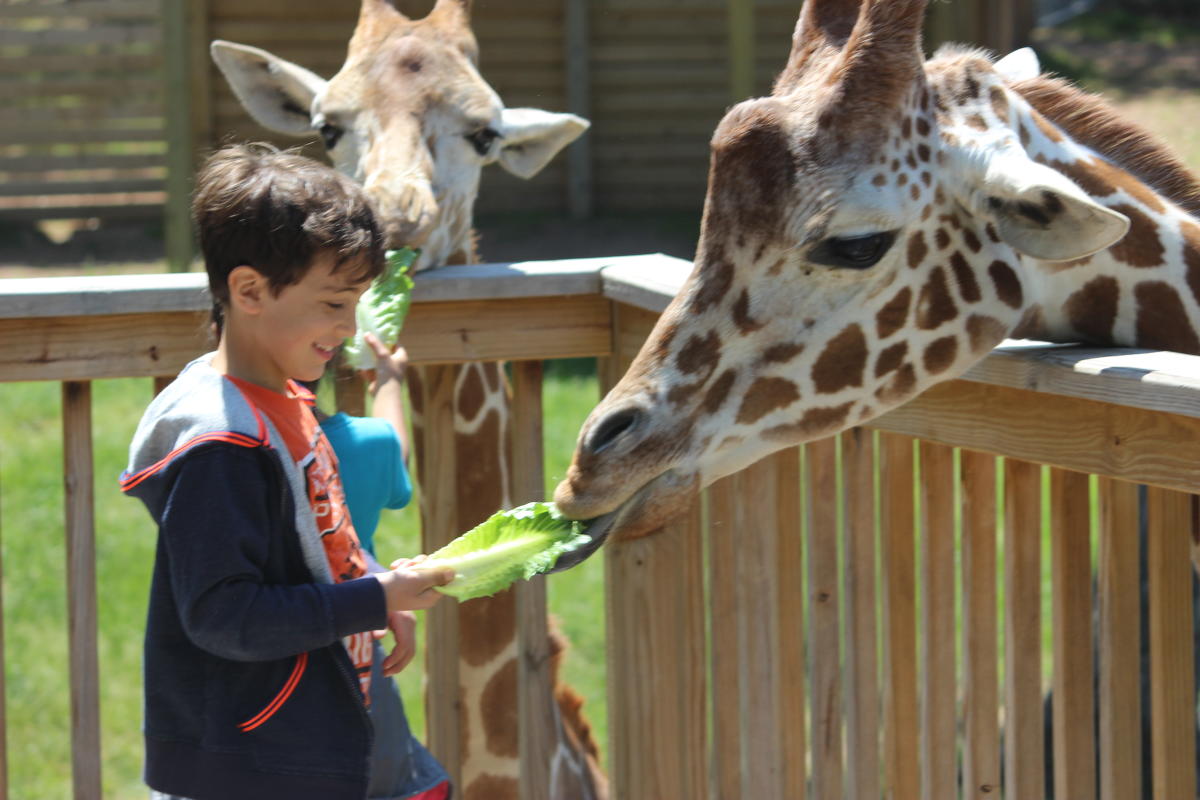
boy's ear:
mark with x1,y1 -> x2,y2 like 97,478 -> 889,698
227,265 -> 269,315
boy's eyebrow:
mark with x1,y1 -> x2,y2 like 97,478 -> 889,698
321,283 -> 362,293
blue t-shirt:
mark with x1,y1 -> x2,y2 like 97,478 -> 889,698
318,412 -> 413,556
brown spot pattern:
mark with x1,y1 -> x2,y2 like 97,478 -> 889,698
702,368 -> 738,414
917,267 -> 958,329
1135,281 -> 1200,354
922,336 -> 959,375
1184,220 -> 1200,306
460,589 -> 516,667
988,260 -> 1023,308
762,342 -> 804,363
1108,202 -> 1164,268
812,324 -> 868,394
693,254 -> 735,312
732,288 -> 764,334
874,341 -> 909,377
762,402 -> 854,442
457,362 -> 486,423
966,315 -> 1008,353
480,657 -> 519,758
464,774 -> 519,800
989,86 -> 1010,119
736,377 -> 801,424
876,287 -> 913,338
676,330 -> 721,375
948,252 -> 982,303
907,231 -> 929,269
1064,275 -> 1119,345
874,364 -> 916,404
962,228 -> 982,253
935,229 -> 951,250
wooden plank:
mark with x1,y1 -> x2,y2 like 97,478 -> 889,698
1003,459 -> 1044,799
918,441 -> 956,800
0,312 -> 210,383
842,428 -> 878,800
960,449 -> 1000,799
0,179 -> 164,198
1097,478 -> 1141,800
869,379 -> 1200,496
0,0 -> 158,20
400,295 -> 611,364
164,0 -> 193,272
879,433 -> 919,800
775,446 -> 806,800
1145,486 -> 1197,800
705,475 -> 741,800
416,364 -> 462,790
62,381 -> 101,800
564,0 -> 592,219
1050,468 -> 1096,800
511,361 -> 555,800
805,436 -> 842,800
605,506 -> 706,800
734,455 -> 784,799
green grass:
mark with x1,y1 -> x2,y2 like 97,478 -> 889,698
0,363 -> 605,798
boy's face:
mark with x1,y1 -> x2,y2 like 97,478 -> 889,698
238,251 -> 372,391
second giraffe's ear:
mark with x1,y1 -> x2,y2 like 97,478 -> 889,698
211,40 -> 327,137
977,152 -> 1130,262
495,109 -> 590,179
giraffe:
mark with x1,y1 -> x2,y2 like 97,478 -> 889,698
551,0 -> 1200,557
209,2 -> 607,799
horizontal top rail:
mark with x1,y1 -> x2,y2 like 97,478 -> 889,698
4,252 -> 1200,422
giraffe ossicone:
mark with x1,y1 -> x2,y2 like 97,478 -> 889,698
554,0 -> 1200,550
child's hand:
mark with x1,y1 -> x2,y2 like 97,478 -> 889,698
376,610 -> 417,676
376,556 -> 453,611
363,332 -> 407,397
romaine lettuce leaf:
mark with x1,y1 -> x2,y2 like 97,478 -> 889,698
343,247 -> 418,370
416,502 -> 592,601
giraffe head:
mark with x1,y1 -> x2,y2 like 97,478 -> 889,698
211,0 -> 588,268
552,0 -> 1131,550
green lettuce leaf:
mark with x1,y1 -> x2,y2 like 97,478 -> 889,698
417,502 -> 592,601
343,247 -> 418,370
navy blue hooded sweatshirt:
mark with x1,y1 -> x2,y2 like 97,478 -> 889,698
122,355 -> 388,800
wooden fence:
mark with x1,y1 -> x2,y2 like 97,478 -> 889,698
1,253 -> 1194,799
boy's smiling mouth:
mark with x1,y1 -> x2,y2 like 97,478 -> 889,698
314,343 -> 337,361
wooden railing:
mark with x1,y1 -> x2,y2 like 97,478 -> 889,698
2,254 -> 1197,799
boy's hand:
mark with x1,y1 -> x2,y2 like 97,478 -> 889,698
376,610 -> 417,676
376,556 -> 453,611
363,332 -> 407,397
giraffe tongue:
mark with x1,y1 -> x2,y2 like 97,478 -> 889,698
544,510 -> 618,574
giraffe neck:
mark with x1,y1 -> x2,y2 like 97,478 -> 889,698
1002,79 -> 1200,353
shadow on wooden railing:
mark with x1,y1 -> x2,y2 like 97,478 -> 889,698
1,254 -> 1197,799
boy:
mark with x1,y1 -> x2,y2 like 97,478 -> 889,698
121,144 -> 452,800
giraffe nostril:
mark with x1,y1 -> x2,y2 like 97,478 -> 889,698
585,408 -> 641,455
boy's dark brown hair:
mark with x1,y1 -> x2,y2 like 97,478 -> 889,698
193,143 -> 386,326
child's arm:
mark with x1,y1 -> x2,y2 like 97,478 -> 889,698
364,332 -> 410,464
159,446 -> 448,660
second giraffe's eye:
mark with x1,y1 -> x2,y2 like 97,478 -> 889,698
319,123 -> 343,150
465,127 -> 501,156
810,231 -> 897,269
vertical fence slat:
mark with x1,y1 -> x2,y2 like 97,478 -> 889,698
775,447 -> 807,800
842,428 -> 878,800
880,433 -> 919,800
62,381 -> 100,800
511,361 -> 554,800
1004,458 -> 1043,798
919,441 -> 956,800
605,504 -> 706,800
1146,486 -> 1197,800
1050,468 -> 1095,800
734,456 -> 784,798
960,449 -> 999,799
805,436 -> 842,800
417,365 -> 462,787
706,475 -> 740,800
1098,477 -> 1141,800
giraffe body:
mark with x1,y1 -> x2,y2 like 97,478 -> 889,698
554,0 -> 1200,547
211,3 -> 603,799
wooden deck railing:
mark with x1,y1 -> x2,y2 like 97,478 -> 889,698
2,254 -> 1197,799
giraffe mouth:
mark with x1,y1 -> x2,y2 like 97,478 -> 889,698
548,469 -> 699,573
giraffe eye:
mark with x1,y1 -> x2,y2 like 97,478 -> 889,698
810,231 -> 897,269
319,123 -> 343,150
466,127 -> 501,156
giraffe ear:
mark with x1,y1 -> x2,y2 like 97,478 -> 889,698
494,108 -> 590,179
979,154 -> 1130,261
994,47 -> 1040,83
211,40 -> 326,137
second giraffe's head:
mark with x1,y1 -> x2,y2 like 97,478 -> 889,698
554,0 -> 1131,547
